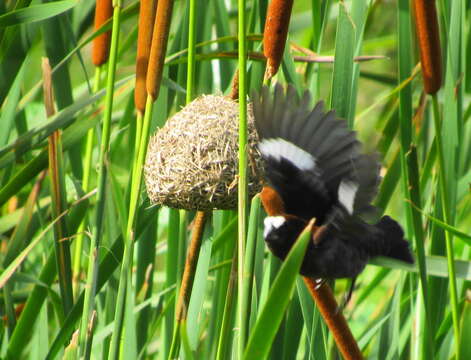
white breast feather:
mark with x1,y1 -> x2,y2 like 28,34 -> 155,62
263,216 -> 286,237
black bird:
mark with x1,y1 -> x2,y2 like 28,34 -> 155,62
252,83 -> 414,286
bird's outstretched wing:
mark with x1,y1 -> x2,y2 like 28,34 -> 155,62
251,83 -> 381,222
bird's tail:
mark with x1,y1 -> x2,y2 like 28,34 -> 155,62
376,216 -> 414,264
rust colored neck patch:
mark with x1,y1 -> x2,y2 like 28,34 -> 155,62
260,186 -> 286,216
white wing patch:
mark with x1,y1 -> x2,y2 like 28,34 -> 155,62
259,138 -> 316,171
338,180 -> 359,215
263,216 -> 286,238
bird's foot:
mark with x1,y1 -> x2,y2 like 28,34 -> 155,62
313,278 -> 326,290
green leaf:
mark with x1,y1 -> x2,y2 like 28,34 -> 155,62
330,1 -> 355,125
0,0 -> 78,28
459,295 -> 471,360
243,220 -> 314,360
370,256 -> 471,281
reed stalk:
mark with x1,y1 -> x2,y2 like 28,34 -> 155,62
78,2 -> 122,356
431,95 -> 460,356
237,0 -> 248,357
72,67 -> 102,297
109,0 -> 175,357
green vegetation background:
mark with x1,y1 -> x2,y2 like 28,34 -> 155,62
0,0 -> 470,359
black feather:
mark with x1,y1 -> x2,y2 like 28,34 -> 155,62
253,83 -> 415,280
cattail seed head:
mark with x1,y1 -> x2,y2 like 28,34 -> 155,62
135,0 -> 157,113
146,0 -> 175,100
263,0 -> 294,80
412,0 -> 442,94
92,0 -> 114,67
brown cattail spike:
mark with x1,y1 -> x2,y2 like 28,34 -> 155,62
92,0 -> 114,67
146,0 -> 175,100
263,0 -> 294,80
135,0 -> 157,113
303,277 -> 363,360
175,211 -> 208,321
412,0 -> 442,94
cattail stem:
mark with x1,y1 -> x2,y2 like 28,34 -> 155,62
237,0 -> 248,358
431,94 -> 460,356
412,0 -> 442,94
303,277 -> 363,360
80,3 -> 122,357
109,0 -> 176,357
168,1 -> 202,355
75,0 -> 112,296
73,66 -> 103,297
263,0 -> 294,81
92,0 -> 113,67
186,0 -> 197,103
135,0 -> 157,114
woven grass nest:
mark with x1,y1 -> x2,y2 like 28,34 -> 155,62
144,94 -> 263,210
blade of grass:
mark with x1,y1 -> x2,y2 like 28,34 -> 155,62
239,195 -> 260,350
347,0 -> 369,122
459,294 -> 471,360
369,256 -> 471,281
431,94 -> 461,356
45,202 -> 158,360
42,3 -> 83,181
397,1 -> 432,358
135,218 -> 157,352
186,225 -> 213,350
436,1 -> 464,356
237,0 -> 248,357
2,171 -> 46,334
0,57 -> 25,147
281,294 -> 303,359
330,1 -> 355,125
243,220 -> 314,360
5,189 -> 94,358
215,247 -> 238,360
0,0 -> 77,27
72,66 -> 103,297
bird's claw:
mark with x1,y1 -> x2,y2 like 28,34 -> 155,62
314,278 -> 325,290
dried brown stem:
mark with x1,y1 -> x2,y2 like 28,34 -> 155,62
175,51 -> 386,64
412,0 -> 442,94
303,277 -> 363,360
92,0 -> 113,67
135,0 -> 157,113
175,211 -> 208,321
263,0 -> 294,80
42,57 -> 74,313
146,0 -> 175,100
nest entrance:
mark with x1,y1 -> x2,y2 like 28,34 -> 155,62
144,95 -> 263,210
